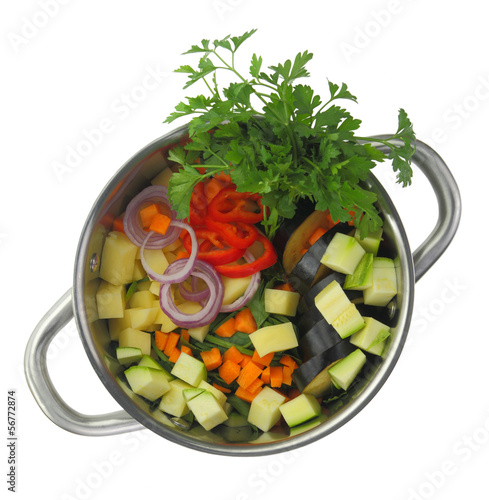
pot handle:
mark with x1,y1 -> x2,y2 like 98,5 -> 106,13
376,138 -> 461,281
24,289 -> 143,436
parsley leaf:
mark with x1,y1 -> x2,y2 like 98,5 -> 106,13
164,30 -> 416,239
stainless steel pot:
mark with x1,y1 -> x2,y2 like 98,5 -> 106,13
24,124 -> 461,455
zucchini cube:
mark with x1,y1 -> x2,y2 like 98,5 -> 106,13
171,352 -> 207,387
279,393 -> 322,428
124,366 -> 171,401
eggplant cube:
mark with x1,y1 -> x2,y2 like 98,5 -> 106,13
248,386 -> 287,432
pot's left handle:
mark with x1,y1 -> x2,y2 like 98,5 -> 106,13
24,289 -> 143,436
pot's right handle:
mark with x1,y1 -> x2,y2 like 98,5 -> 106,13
24,289 -> 143,436
376,138 -> 462,281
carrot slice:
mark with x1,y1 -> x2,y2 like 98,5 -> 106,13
163,332 -> 180,357
308,227 -> 327,246
251,350 -> 274,368
235,385 -> 262,403
239,353 -> 253,367
213,383 -> 232,394
234,308 -> 257,334
218,359 -> 241,384
181,345 -> 193,357
139,203 -> 161,228
282,365 -> 293,386
168,347 -> 181,363
279,354 -> 298,371
222,345 -> 244,364
200,347 -> 222,371
148,213 -> 171,235
154,330 -> 169,352
215,317 -> 237,338
261,366 -> 271,385
270,366 -> 283,388
246,377 -> 264,394
237,361 -> 263,389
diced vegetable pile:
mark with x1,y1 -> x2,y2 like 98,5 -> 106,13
96,29 -> 414,440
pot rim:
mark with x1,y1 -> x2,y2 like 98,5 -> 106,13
72,125 -> 415,456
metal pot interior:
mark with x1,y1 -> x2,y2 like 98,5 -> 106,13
73,125 -> 415,455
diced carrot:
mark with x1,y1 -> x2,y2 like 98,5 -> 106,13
235,385 -> 262,403
282,365 -> 293,386
270,366 -> 283,388
200,347 -> 223,371
168,347 -> 181,363
279,354 -> 298,371
163,331 -> 180,357
180,329 -> 190,342
261,366 -> 271,385
212,383 -> 232,394
246,377 -> 264,394
215,317 -> 237,338
222,345 -> 244,364
139,203 -> 161,228
181,345 -> 193,357
204,177 -> 224,203
112,216 -> 125,234
274,283 -> 295,292
234,308 -> 257,334
309,227 -> 327,246
239,353 -> 253,367
154,330 -> 169,352
300,248 -> 308,255
218,359 -> 241,384
237,361 -> 263,389
251,350 -> 274,368
148,213 -> 171,235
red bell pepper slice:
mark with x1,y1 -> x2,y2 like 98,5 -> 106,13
214,233 -> 277,278
182,228 -> 245,266
204,216 -> 259,249
207,187 -> 264,224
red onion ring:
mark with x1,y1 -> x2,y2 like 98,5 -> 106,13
219,250 -> 261,312
140,220 -> 198,284
122,185 -> 181,249
159,259 -> 224,328
178,276 -> 211,303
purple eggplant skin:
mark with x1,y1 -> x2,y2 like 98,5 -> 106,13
288,222 -> 352,295
299,318 -> 343,361
292,340 -> 357,395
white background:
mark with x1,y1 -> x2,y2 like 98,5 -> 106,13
2,1 -> 487,499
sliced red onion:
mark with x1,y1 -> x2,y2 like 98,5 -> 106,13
178,277 -> 211,303
219,250 -> 261,312
159,259 -> 224,328
122,185 -> 181,249
140,220 -> 198,284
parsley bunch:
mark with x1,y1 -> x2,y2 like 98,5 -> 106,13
164,29 -> 415,239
